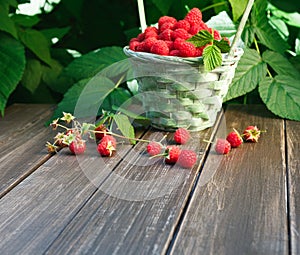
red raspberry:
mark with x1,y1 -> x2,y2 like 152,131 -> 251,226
146,141 -> 162,156
143,37 -> 157,52
144,27 -> 158,39
189,22 -> 209,35
150,40 -> 169,55
137,32 -> 145,42
136,42 -> 147,52
215,138 -> 231,154
177,41 -> 196,57
195,46 -> 204,57
178,150 -> 197,168
159,22 -> 175,32
226,129 -> 243,148
94,124 -> 108,140
184,8 -> 202,26
165,40 -> 174,50
69,139 -> 86,155
164,145 -> 181,164
242,126 -> 263,142
144,31 -> 158,39
97,135 -> 117,157
129,40 -> 140,51
144,26 -> 159,34
174,20 -> 191,31
173,38 -> 185,49
158,28 -> 173,41
171,28 -> 192,40
208,28 -> 222,40
174,128 -> 190,144
169,50 -> 180,56
158,16 -> 177,28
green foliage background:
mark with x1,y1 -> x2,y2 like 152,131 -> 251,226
1,0 -> 300,121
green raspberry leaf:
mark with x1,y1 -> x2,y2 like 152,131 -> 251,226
259,75 -> 300,121
262,50 -> 300,79
0,33 -> 25,116
18,28 -> 53,67
228,0 -> 248,22
52,76 -> 117,120
62,46 -> 127,82
203,44 -> 222,71
21,59 -> 42,94
224,48 -> 267,102
187,30 -> 214,48
214,38 -> 230,53
252,0 -> 290,54
113,114 -> 136,144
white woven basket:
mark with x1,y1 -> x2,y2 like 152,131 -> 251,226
124,46 -> 243,131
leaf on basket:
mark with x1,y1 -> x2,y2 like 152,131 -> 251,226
188,30 -> 230,70
187,30 -> 213,48
203,44 -> 222,72
214,39 -> 231,53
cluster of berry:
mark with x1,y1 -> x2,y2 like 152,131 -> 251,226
215,126 -> 264,154
46,113 -> 197,169
129,8 -> 222,57
146,128 -> 198,169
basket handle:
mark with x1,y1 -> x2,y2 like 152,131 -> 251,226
137,0 -> 147,32
228,0 -> 255,57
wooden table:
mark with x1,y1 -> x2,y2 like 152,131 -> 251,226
0,104 -> 299,255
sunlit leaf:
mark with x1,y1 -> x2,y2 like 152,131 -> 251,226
203,44 -> 222,71
224,48 -> 267,101
262,50 -> 300,79
228,0 -> 248,22
259,75 -> 300,120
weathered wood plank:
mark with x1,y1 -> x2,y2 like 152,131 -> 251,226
43,116 -> 221,254
0,104 -> 54,197
0,151 -> 96,254
286,120 -> 300,255
0,132 -> 145,254
170,105 -> 289,255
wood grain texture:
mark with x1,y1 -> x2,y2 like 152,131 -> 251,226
0,104 -> 54,197
0,151 -> 96,254
43,118 -> 220,255
170,105 -> 289,255
0,128 -> 147,254
286,120 -> 300,255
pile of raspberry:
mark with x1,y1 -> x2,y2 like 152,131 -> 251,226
129,8 -> 222,57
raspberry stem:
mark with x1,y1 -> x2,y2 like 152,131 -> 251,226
92,130 -> 151,143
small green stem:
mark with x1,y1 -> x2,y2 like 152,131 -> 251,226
253,37 -> 260,55
56,124 -> 69,130
266,69 -> 273,78
201,2 -> 227,13
92,130 -> 151,143
243,94 -> 247,104
253,37 -> 273,78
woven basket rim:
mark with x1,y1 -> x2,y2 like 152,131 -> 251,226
123,46 -> 244,65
